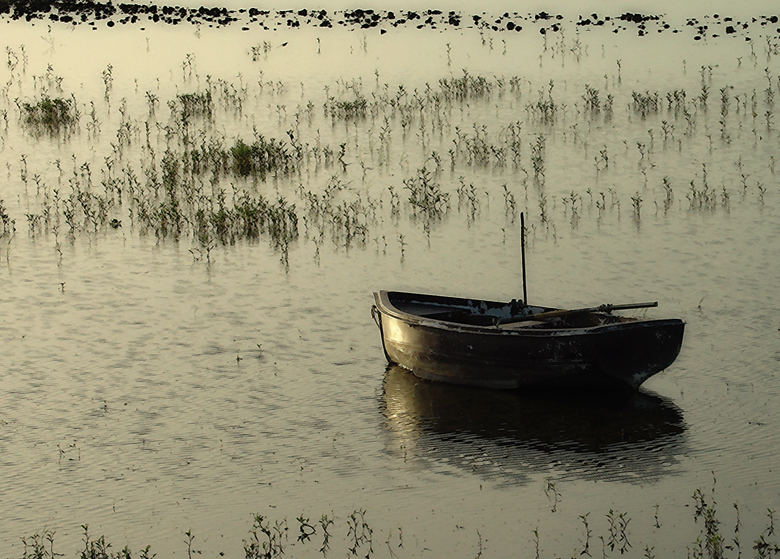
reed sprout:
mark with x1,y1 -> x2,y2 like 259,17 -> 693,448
530,134 -> 546,181
0,198 -> 14,235
10,484 -> 779,559
404,167 -> 449,222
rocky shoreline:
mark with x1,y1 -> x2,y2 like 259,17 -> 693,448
0,0 -> 778,40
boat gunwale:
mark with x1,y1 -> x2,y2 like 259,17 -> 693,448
373,290 -> 684,336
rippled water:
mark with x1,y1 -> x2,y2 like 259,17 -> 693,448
1,9 -> 779,558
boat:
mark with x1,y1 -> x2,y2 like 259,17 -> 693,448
371,290 -> 684,390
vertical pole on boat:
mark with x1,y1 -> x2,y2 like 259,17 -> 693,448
521,212 -> 528,304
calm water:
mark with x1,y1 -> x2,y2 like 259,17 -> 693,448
1,7 -> 779,558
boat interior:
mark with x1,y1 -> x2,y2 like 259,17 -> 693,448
385,292 -> 628,329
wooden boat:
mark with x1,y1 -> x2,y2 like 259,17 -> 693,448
371,290 -> 684,389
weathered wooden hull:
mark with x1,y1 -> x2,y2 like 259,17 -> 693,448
372,291 -> 684,389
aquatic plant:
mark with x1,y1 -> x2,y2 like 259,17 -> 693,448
230,136 -> 297,178
346,509 -> 373,557
530,133 -> 546,181
526,80 -> 559,124
403,167 -> 449,222
631,192 -> 643,218
243,515 -> 287,559
173,90 -> 213,121
10,484 -> 780,559
0,15 -> 776,271
606,508 -> 632,554
439,69 -> 494,101
324,93 -> 368,120
0,198 -> 14,236
631,90 -> 660,118
19,94 -> 78,134
583,84 -> 602,112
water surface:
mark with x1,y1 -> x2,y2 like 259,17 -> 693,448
1,9 -> 779,557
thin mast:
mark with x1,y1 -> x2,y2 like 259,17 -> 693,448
521,211 -> 528,304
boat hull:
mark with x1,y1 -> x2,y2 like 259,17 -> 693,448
373,291 -> 684,389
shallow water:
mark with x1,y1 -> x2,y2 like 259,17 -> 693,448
1,9 -> 779,558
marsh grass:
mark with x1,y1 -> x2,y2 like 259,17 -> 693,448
174,90 -> 213,121
0,198 -> 15,235
0,19 -> 776,269
19,95 -> 79,135
13,493 -> 779,559
230,136 -> 298,179
325,94 -> 368,120
404,167 -> 450,224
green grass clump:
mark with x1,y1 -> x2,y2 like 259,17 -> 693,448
439,70 -> 495,101
631,90 -> 661,118
175,90 -> 213,121
230,136 -> 296,178
324,94 -> 368,120
0,198 -> 15,236
190,191 -> 298,264
20,95 -> 78,134
404,167 -> 450,223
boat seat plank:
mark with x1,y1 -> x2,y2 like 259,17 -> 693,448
497,320 -> 546,329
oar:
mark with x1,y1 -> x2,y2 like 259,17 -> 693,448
529,301 -> 658,320
497,301 -> 658,326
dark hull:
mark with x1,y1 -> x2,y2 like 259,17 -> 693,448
372,291 -> 684,389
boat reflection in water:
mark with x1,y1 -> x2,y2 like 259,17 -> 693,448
381,365 -> 687,484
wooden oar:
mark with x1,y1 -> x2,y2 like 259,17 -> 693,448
529,301 -> 658,320
497,301 -> 658,326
